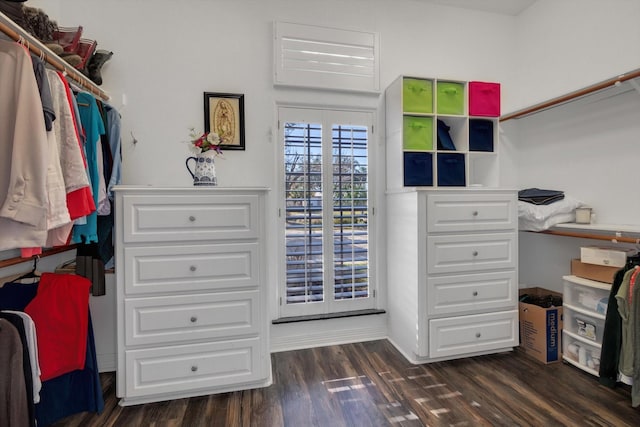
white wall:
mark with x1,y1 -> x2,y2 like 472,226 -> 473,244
510,0 -> 640,113
503,0 -> 640,291
509,86 -> 640,291
510,90 -> 640,225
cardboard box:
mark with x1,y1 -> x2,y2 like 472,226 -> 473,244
519,287 -> 563,364
580,246 -> 637,268
571,259 -> 619,284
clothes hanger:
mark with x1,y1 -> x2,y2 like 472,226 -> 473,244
624,253 -> 640,269
14,255 -> 41,282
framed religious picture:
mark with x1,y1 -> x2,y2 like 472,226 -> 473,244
203,92 -> 245,150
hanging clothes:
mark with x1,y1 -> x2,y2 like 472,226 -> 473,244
0,318 -> 30,427
616,267 -> 638,378
44,69 -> 93,246
600,257 -> 640,407
1,35 -> 119,254
21,57 -> 75,257
0,311 -> 38,426
72,92 -> 105,244
95,135 -> 110,216
23,273 -> 91,381
0,281 -> 39,310
40,96 -> 72,246
31,56 -> 55,132
600,268 -> 629,386
97,102 -> 122,267
56,70 -> 97,221
2,310 -> 42,405
0,273 -> 104,425
34,315 -> 104,426
104,103 -> 122,199
632,279 -> 640,407
0,39 -> 49,251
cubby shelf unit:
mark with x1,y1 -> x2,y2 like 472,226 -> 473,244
385,75 -> 501,190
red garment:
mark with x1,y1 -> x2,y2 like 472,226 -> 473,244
24,273 -> 91,381
20,247 -> 43,258
629,266 -> 640,304
66,186 -> 96,220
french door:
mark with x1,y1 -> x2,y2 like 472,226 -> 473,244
278,107 -> 375,317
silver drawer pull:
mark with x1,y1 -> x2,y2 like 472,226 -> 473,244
189,215 -> 196,222
472,251 -> 478,257
191,365 -> 198,372
190,265 -> 197,272
190,316 -> 198,323
472,211 -> 478,217
472,291 -> 478,296
476,332 -> 481,338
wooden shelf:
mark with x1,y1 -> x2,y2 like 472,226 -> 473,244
0,10 -> 109,101
0,245 -> 79,269
533,222 -> 640,244
500,68 -> 640,122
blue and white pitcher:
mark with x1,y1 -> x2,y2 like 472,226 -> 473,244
186,150 -> 218,186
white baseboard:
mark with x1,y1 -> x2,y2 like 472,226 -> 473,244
270,313 -> 387,353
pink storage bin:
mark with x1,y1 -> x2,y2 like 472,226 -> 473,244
469,81 -> 500,117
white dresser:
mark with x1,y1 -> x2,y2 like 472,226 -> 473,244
113,186 -> 271,406
387,189 -> 519,363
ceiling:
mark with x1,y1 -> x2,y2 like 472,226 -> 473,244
415,0 -> 538,16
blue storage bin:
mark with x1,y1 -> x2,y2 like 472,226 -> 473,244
469,119 -> 494,152
437,153 -> 465,186
404,152 -> 433,186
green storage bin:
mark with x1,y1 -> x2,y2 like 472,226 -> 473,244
403,116 -> 433,151
437,81 -> 465,115
403,78 -> 433,113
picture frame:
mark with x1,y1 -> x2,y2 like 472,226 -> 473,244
203,92 -> 245,150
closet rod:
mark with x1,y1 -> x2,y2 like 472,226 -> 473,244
0,11 -> 109,101
537,229 -> 640,244
500,68 -> 640,122
0,245 -> 79,269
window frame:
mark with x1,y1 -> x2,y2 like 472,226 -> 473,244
277,106 -> 376,318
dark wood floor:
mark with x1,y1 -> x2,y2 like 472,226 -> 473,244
52,340 -> 639,427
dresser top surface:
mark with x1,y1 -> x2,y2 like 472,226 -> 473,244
113,185 -> 270,193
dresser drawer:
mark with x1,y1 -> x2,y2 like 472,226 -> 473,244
123,243 -> 259,295
429,310 -> 518,359
121,194 -> 260,243
124,337 -> 265,398
427,270 -> 517,316
125,290 -> 260,346
427,233 -> 516,275
426,193 -> 516,233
